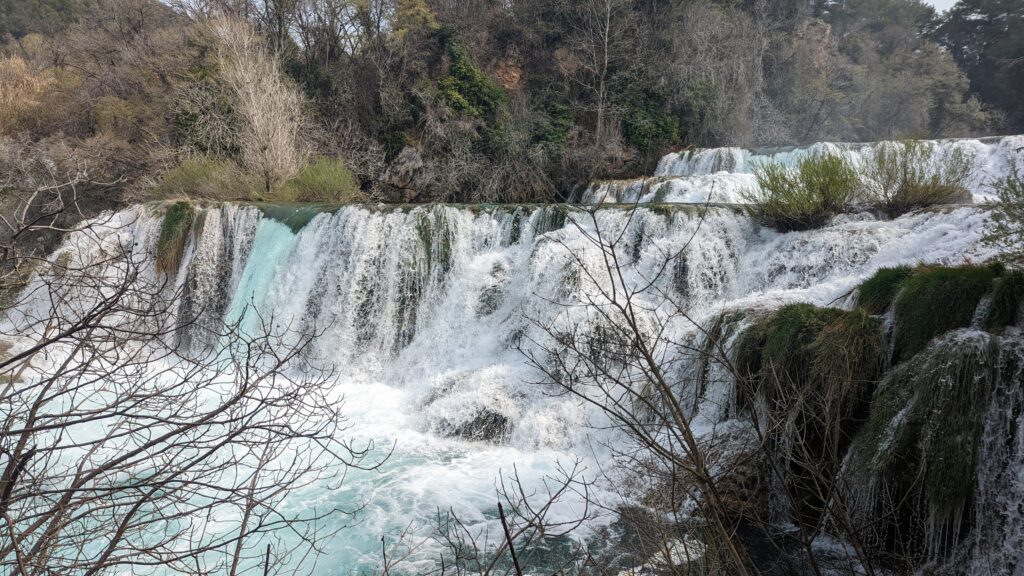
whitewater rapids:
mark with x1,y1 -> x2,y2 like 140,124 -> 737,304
5,134 -> 1021,573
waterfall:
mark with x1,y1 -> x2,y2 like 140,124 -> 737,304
4,134 -> 1021,573
585,134 -> 1024,204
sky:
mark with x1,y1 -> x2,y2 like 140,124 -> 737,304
924,0 -> 958,12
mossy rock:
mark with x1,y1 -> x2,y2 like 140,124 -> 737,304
416,209 -> 454,275
892,264 -> 999,361
984,270 -> 1024,330
847,330 -> 1005,559
856,266 -> 913,314
732,303 -> 885,529
157,201 -> 196,275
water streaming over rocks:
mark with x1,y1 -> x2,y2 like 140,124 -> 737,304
584,134 -> 1024,205
5,135 -> 1024,573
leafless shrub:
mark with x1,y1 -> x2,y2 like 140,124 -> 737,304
209,17 -> 310,198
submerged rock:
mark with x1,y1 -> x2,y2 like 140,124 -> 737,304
439,409 -> 511,442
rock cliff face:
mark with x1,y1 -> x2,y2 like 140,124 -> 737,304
380,145 -> 432,202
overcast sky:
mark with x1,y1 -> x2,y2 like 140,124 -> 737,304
924,0 -> 958,12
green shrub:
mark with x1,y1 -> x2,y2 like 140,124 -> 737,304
621,88 -> 679,156
857,266 -> 914,314
743,152 -> 860,231
892,264 -> 997,361
153,158 -> 259,200
438,41 -> 506,120
863,140 -> 975,216
985,163 -> 1024,261
278,157 -> 363,203
156,201 -> 195,274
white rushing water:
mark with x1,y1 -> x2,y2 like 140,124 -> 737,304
584,134 -> 1024,205
5,135 -> 1021,574
132,203 -> 998,572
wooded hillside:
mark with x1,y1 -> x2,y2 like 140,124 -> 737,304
1,0 -> 1021,203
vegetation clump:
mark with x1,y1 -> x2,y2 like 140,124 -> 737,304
153,156 -> 364,203
891,264 -> 998,361
734,303 -> 885,527
856,266 -> 914,314
153,158 -> 259,200
438,40 -> 507,121
736,304 -> 884,424
279,158 -> 362,203
848,331 -> 1002,559
743,152 -> 860,231
863,140 -> 975,216
985,163 -> 1024,263
156,200 -> 195,274
984,270 -> 1024,330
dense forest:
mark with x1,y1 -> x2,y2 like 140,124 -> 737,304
1,0 -> 1022,205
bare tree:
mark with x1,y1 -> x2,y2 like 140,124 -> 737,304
514,204 -> 758,575
556,0 -> 640,147
0,192 -> 377,574
210,16 -> 310,197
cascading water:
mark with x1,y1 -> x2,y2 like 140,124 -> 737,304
584,134 -> 1024,205
4,134 -> 1022,574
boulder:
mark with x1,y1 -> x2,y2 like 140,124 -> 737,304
380,146 -> 432,202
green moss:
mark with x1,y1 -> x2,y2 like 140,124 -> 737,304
849,331 -> 1000,554
809,308 -> 886,399
507,208 -> 526,245
984,270 -> 1024,330
534,205 -> 569,235
734,303 -> 885,528
416,208 -> 453,274
892,265 -> 997,361
857,266 -> 913,314
761,301 -> 839,389
157,201 -> 195,274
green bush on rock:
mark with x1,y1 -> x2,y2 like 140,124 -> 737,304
744,152 -> 860,232
863,140 -> 975,216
